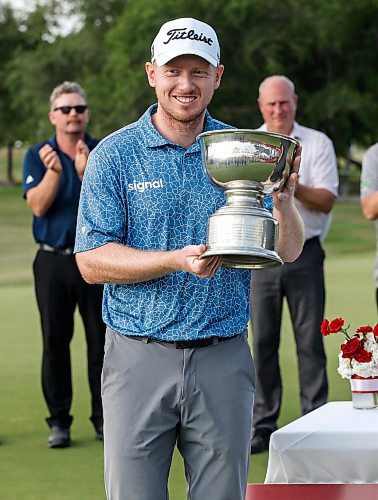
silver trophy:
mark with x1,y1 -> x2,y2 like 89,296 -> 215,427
197,129 -> 300,269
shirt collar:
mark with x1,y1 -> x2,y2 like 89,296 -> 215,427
47,133 -> 97,150
259,121 -> 302,141
142,104 -> 171,148
291,121 -> 303,141
143,103 -> 216,152
48,135 -> 58,149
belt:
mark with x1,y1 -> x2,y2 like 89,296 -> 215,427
40,243 -> 74,255
125,334 -> 240,349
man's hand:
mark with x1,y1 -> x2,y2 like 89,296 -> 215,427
39,144 -> 63,173
274,145 -> 301,204
75,139 -> 90,179
272,145 -> 305,262
177,244 -> 223,278
76,242 -> 224,285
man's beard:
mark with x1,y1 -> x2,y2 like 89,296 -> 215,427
156,92 -> 211,131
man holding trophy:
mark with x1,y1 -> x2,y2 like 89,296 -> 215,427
74,18 -> 304,500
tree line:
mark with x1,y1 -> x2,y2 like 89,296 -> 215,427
1,0 -> 378,163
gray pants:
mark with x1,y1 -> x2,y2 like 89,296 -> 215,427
102,328 -> 255,500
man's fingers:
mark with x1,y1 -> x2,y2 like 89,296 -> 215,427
291,145 -> 302,174
39,145 -> 62,171
39,145 -> 53,161
194,255 -> 222,277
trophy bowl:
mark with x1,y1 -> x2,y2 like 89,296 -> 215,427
197,129 -> 300,269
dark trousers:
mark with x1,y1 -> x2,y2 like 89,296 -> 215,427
250,237 -> 328,433
33,249 -> 105,429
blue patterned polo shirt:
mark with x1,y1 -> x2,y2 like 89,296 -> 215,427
75,104 -> 251,341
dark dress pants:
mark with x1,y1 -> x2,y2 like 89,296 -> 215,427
33,249 -> 105,429
250,237 -> 328,433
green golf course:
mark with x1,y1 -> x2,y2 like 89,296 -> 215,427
0,182 -> 375,499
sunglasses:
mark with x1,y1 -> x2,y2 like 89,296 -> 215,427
53,105 -> 88,114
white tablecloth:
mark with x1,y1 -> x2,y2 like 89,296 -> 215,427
265,401 -> 378,484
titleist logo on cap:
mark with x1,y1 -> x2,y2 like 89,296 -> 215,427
151,17 -> 220,67
163,28 -> 214,47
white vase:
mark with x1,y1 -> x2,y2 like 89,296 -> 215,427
350,375 -> 378,409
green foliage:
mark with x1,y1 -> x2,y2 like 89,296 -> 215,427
0,3 -> 72,142
1,0 -> 378,155
0,5 -> 29,143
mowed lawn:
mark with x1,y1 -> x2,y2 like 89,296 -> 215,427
0,185 -> 376,499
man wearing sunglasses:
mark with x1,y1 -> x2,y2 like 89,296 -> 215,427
22,81 -> 105,448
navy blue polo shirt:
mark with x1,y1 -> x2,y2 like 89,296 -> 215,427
22,134 -> 99,249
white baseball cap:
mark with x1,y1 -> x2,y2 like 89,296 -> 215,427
151,18 -> 220,67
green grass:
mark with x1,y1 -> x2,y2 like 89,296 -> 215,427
324,199 -> 375,255
0,146 -> 26,185
0,186 -> 376,499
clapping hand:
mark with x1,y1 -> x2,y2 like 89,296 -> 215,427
39,144 -> 63,173
75,140 -> 90,179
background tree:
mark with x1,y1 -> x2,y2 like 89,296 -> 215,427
1,0 -> 378,166
3,2 -> 80,142
98,0 -> 378,154
0,5 -> 29,145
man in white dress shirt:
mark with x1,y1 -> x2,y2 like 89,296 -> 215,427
250,75 -> 339,454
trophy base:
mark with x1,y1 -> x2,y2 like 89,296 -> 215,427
200,205 -> 282,269
200,247 -> 283,269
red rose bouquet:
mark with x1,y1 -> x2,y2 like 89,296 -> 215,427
321,318 -> 378,379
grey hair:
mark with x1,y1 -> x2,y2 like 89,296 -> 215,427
49,81 -> 87,110
258,75 -> 296,98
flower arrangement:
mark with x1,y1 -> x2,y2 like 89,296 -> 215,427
321,318 -> 378,379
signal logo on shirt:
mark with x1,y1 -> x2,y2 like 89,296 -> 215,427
128,179 -> 164,193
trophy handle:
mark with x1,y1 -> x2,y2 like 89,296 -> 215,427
270,137 -> 296,188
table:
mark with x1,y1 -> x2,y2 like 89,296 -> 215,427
246,484 -> 378,500
265,401 -> 378,484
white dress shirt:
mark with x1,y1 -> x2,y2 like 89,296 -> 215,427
258,121 -> 339,241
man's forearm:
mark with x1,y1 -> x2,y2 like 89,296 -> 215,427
361,192 -> 378,220
274,202 -> 305,262
75,242 -> 222,285
76,243 -> 179,285
295,184 -> 335,213
26,169 -> 61,217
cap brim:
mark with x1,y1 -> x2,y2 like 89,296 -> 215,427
154,48 -> 218,67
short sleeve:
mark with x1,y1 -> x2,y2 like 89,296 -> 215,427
75,145 -> 127,252
361,144 -> 378,199
22,147 -> 45,198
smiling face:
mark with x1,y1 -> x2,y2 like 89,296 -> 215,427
145,54 -> 224,133
49,92 -> 89,138
258,77 -> 298,136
